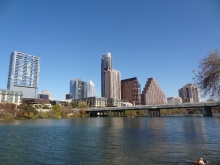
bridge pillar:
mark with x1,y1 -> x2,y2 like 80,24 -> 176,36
202,107 -> 213,116
123,111 -> 125,117
153,110 -> 155,116
149,110 -> 152,117
110,111 -> 112,117
156,109 -> 161,117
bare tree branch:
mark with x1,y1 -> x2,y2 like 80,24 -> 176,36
194,49 -> 220,99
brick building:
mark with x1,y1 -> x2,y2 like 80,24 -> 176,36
121,77 -> 141,105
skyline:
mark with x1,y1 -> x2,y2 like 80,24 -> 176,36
0,0 -> 220,101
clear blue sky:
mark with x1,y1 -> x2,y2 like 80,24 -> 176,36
0,0 -> 220,101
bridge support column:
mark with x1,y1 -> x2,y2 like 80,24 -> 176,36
156,109 -> 161,117
110,111 -> 112,117
149,110 -> 152,117
202,107 -> 213,116
123,111 -> 125,117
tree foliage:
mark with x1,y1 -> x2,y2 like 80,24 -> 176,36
19,105 -> 39,119
71,102 -> 78,108
77,102 -> 88,117
52,104 -> 61,118
194,49 -> 220,99
0,103 -> 17,120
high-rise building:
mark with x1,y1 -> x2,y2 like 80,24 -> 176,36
178,83 -> 200,103
141,77 -> 166,105
7,51 -> 40,98
87,80 -> 96,97
70,78 -> 87,99
121,77 -> 141,105
104,67 -> 121,99
167,97 -> 182,104
101,52 -> 121,99
101,52 -> 112,97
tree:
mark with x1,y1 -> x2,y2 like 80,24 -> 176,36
19,105 -> 39,119
61,103 -> 73,117
71,102 -> 78,108
52,104 -> 61,118
194,49 -> 220,99
77,101 -> 88,117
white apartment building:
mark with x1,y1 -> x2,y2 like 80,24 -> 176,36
167,97 -> 182,104
178,83 -> 200,103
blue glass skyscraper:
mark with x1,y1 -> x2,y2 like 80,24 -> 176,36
7,51 -> 40,98
70,78 -> 87,99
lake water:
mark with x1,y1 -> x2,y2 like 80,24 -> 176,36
0,116 -> 220,165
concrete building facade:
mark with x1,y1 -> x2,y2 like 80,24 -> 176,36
72,97 -> 107,107
141,77 -> 166,105
101,52 -> 112,97
167,97 -> 182,104
179,83 -> 200,103
121,77 -> 141,105
101,52 -> 121,99
104,67 -> 121,99
7,51 -> 40,98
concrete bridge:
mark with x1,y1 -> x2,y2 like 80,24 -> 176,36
86,102 -> 219,117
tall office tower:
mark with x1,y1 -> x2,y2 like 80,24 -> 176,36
141,77 -> 166,105
167,97 -> 182,104
104,67 -> 121,99
87,80 -> 96,97
7,51 -> 40,98
121,77 -> 141,105
70,78 -> 87,99
101,52 -> 112,97
178,83 -> 200,103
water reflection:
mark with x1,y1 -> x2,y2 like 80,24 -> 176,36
0,117 -> 220,165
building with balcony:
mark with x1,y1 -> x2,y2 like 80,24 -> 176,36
141,77 -> 166,105
7,51 -> 40,98
101,52 -> 121,99
72,97 -> 107,107
178,83 -> 200,103
167,97 -> 182,104
121,77 -> 141,105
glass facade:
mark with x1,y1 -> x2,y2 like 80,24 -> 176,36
0,88 -> 22,105
70,78 -> 87,99
87,80 -> 96,97
7,51 -> 40,98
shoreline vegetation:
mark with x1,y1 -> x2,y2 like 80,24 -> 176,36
0,102 -> 220,120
